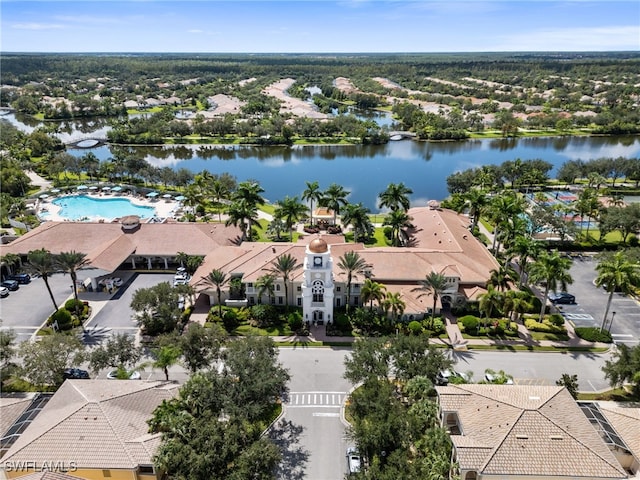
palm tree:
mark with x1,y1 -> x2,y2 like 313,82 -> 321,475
488,264 -> 517,292
266,253 -> 302,312
320,183 -> 349,226
266,216 -> 287,241
506,235 -> 542,287
595,252 -> 640,331
341,203 -> 373,243
198,269 -> 228,317
360,278 -> 386,311
175,251 -> 190,268
478,286 -> 503,325
528,251 -> 573,322
383,292 -> 405,323
56,251 -> 89,303
302,180 -> 323,226
25,249 -> 59,312
460,188 -> 489,232
225,199 -> 259,241
487,191 -> 526,255
210,178 -> 231,222
255,274 -> 276,305
274,196 -> 308,241
234,180 -> 265,206
412,271 -> 447,329
152,345 -> 181,381
0,253 -> 21,275
383,209 -> 412,247
503,290 -> 533,323
378,182 -> 413,212
337,251 -> 371,315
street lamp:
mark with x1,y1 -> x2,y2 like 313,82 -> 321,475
607,311 -> 616,333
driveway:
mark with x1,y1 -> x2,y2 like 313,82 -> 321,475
82,272 -> 175,345
554,257 -> 640,345
0,273 -> 77,344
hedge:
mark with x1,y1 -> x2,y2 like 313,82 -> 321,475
524,318 -> 566,333
575,327 -> 613,343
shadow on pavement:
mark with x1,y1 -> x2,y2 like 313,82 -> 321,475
268,419 -> 309,480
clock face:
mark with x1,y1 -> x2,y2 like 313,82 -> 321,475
314,256 -> 322,266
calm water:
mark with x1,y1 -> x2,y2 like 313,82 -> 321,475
42,195 -> 155,221
72,136 -> 640,210
4,112 -> 639,210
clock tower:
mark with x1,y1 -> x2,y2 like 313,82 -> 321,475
301,236 -> 334,325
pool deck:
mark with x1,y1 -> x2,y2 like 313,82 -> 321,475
37,192 -> 182,222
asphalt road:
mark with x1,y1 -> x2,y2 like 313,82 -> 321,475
555,257 -> 640,345
0,273 -> 76,344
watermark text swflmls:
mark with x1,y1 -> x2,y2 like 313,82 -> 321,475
3,460 -> 78,472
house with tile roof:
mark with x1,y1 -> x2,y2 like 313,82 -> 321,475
435,384 -> 630,480
0,380 -> 179,480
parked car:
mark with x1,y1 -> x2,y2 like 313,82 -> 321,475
1,280 -> 19,291
63,368 -> 90,379
346,447 -> 362,474
107,369 -> 141,380
7,273 -> 31,284
548,292 -> 576,304
173,277 -> 188,286
0,286 -> 9,298
436,369 -> 469,385
484,370 -> 514,385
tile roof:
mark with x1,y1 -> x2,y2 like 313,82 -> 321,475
8,472 -> 89,480
1,380 -> 178,470
597,402 -> 640,461
0,394 -> 35,438
436,385 -> 628,478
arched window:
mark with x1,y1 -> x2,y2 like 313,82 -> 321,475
312,280 -> 324,303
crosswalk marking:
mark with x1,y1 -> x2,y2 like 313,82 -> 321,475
286,391 -> 347,407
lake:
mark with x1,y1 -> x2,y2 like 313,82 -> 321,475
4,113 -> 639,210
68,137 -> 639,209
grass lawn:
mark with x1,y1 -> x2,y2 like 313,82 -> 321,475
577,388 -> 638,401
528,331 -> 570,342
466,344 -> 608,353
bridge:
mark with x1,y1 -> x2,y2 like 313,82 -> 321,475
65,137 -> 108,148
388,131 -> 417,141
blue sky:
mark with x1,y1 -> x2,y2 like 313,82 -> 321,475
2,1 -> 639,53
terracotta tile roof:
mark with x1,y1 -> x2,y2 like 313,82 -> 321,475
9,472 -> 89,480
1,380 -> 178,470
436,385 -> 628,478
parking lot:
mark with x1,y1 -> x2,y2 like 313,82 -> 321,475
555,257 -> 640,345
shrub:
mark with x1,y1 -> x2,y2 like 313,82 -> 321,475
64,299 -> 84,312
575,327 -> 613,343
459,315 -> 480,334
288,311 -> 303,332
249,304 -> 279,328
549,313 -> 565,327
334,314 -> 352,333
431,317 -> 445,334
49,308 -> 73,331
222,309 -> 239,332
408,320 -> 423,335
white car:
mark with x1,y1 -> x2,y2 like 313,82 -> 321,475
346,447 -> 362,474
484,371 -> 514,385
0,286 -> 9,297
107,369 -> 141,380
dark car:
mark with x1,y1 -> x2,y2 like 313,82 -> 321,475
548,292 -> 576,304
7,273 -> 31,284
63,368 -> 90,379
1,280 -> 19,291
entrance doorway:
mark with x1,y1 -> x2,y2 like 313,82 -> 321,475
313,310 -> 324,325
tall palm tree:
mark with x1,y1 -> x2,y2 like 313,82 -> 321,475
460,188 -> 489,232
234,180 -> 265,206
341,203 -> 373,243
487,191 -> 526,255
320,183 -> 349,226
211,179 -> 231,222
302,180 -> 323,226
383,209 -> 412,247
255,274 -> 276,305
198,269 -> 228,317
266,253 -> 302,312
56,251 -> 89,303
360,278 -> 386,311
378,182 -> 413,212
25,249 -> 59,312
0,253 -> 21,275
506,235 -> 542,287
595,251 -> 640,331
503,290 -> 533,323
274,196 -> 308,241
412,271 -> 448,329
225,199 -> 259,241
383,292 -> 405,323
337,251 -> 371,315
528,251 -> 573,322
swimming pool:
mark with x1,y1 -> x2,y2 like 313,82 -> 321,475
41,195 -> 155,221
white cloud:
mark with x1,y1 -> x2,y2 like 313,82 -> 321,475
188,29 -> 204,33
11,22 -> 64,30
